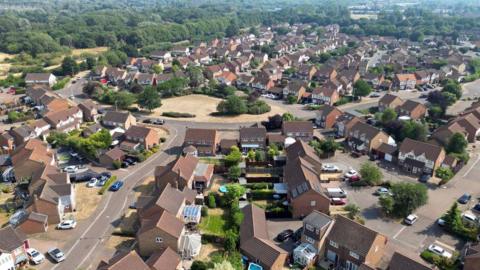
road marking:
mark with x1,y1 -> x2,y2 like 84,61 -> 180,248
463,154 -> 480,177
52,126 -> 179,270
392,226 -> 406,239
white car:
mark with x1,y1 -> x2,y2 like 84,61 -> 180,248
48,248 -> 65,263
374,187 -> 392,196
87,178 -> 98,188
344,169 -> 358,178
462,212 -> 478,224
63,166 -> 78,174
56,219 -> 77,230
322,164 -> 339,172
404,214 -> 418,225
69,151 -> 79,158
26,248 -> 45,265
428,244 -> 452,259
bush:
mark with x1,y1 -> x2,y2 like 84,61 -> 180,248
0,184 -> 13,193
112,160 -> 121,169
52,77 -> 71,90
251,189 -> 274,200
360,162 -> 383,186
201,206 -> 208,217
201,233 -> 224,244
207,193 -> 217,208
161,111 -> 196,118
436,167 -> 454,185
245,182 -> 273,190
98,176 -> 117,195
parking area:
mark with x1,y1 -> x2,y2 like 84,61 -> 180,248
266,219 -> 303,253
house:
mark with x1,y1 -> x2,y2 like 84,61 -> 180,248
432,113 -> 480,145
25,73 -> 56,87
397,100 -> 427,120
9,125 -> 36,147
215,71 -> 237,86
315,105 -> 343,129
394,74 -> 417,90
284,141 -> 331,218
219,139 -> 238,155
30,119 -> 51,138
347,122 -> 394,154
97,250 -> 150,270
0,132 -> 15,152
252,74 -> 275,92
283,80 -> 307,102
298,65 -> 317,80
314,65 -> 337,82
387,252 -> 432,270
82,123 -> 103,137
122,125 -> 159,151
183,128 -> 218,156
99,147 -> 125,168
44,106 -> 83,133
378,94 -> 404,112
102,111 -> 137,130
324,215 -> 387,270
311,87 -> 340,106
145,247 -> 182,270
150,50 -> 172,62
414,71 -> 431,85
463,243 -> 480,270
398,138 -> 446,176
301,210 -> 334,253
17,212 -> 48,234
239,127 -> 267,151
0,226 -> 29,269
282,121 -> 313,141
240,204 -> 288,270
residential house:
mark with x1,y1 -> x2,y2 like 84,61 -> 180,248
398,138 -> 446,176
122,125 -> 159,151
315,105 -> 343,129
99,147 -> 125,168
215,71 -> 237,86
44,107 -> 83,133
394,74 -> 417,90
314,66 -> 337,83
282,121 -> 313,141
397,100 -> 427,120
145,247 -> 182,270
9,125 -> 36,147
183,128 -> 218,156
17,212 -> 48,234
363,73 -> 384,89
414,71 -> 431,85
284,141 -> 331,218
283,80 -> 307,102
301,210 -> 334,254
324,215 -> 387,270
239,127 -> 267,151
97,250 -> 150,270
29,119 -> 51,138
0,132 -> 15,152
25,73 -> 56,87
150,50 -> 172,62
347,122 -> 394,154
387,252 -> 432,270
252,74 -> 275,92
82,123 -> 103,137
378,94 -> 404,112
102,111 -> 137,130
240,204 -> 288,270
311,87 -> 340,106
0,226 -> 29,269
463,243 -> 480,270
432,113 -> 480,145
298,65 -> 317,80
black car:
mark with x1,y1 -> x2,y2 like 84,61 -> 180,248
419,174 -> 430,183
142,119 -> 152,124
125,157 -> 137,165
276,229 -> 294,242
458,193 -> 472,204
473,203 -> 480,213
100,172 -> 112,179
121,161 -> 129,168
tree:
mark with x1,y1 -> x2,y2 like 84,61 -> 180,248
319,52 -> 331,63
217,95 -> 247,115
410,31 -> 424,42
225,19 -> 239,37
385,182 -> 428,217
436,167 -> 454,183
112,91 -> 136,109
402,121 -> 428,142
152,64 -> 163,74
85,56 -> 97,70
344,204 -> 360,220
353,80 -> 372,97
138,86 -> 161,112
207,193 -> 216,208
255,150 -> 266,162
224,184 -> 246,204
282,112 -> 295,122
267,144 -> 280,159
443,203 -> 463,232
187,66 -> 204,87
446,132 -> 468,154
286,94 -> 298,104
213,260 -> 235,270
228,165 -> 241,180
191,261 -> 210,270
379,195 -> 394,215
247,149 -> 256,161
61,56 -> 79,76
360,162 -> 383,186
225,146 -> 242,167
381,108 -> 397,124
442,81 -> 462,99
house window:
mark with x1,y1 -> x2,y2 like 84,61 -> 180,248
305,236 -> 315,244
329,240 -> 338,248
155,237 -> 163,243
305,224 -> 314,232
349,251 -> 360,260
310,200 -> 316,206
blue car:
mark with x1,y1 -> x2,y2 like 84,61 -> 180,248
109,181 -> 124,191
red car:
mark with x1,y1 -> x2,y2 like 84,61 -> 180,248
348,175 -> 361,182
330,198 -> 347,205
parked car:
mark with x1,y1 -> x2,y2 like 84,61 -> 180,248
374,187 -> 392,196
121,161 -> 129,168
462,212 -> 478,224
348,175 -> 361,182
326,188 -> 347,198
125,157 -> 137,165
437,218 -> 446,227
97,176 -> 108,186
56,219 -> 76,230
69,151 -> 79,158
142,119 -> 152,124
322,164 -> 339,172
404,214 -> 418,225
63,165 -> 78,174
276,229 -> 294,242
110,181 -> 124,191
369,93 -> 381,98
48,248 -> 66,263
428,244 -> 452,259
152,119 -> 165,125
472,203 -> 480,213
101,172 -> 112,178
419,174 -> 430,183
331,198 -> 347,205
344,169 -> 358,179
458,193 -> 472,204
26,248 -> 45,265
87,178 -> 98,188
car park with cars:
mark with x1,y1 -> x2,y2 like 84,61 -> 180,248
87,178 -> 98,187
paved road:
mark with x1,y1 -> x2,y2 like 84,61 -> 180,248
40,124 -> 183,270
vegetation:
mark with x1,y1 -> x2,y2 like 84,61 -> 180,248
161,112 -> 196,118
98,176 -> 117,195
137,86 -> 161,111
353,80 -> 372,97
380,108 -> 397,124
420,249 -> 459,270
47,129 -> 112,159
224,146 -> 243,167
436,167 -> 454,184
446,132 -> 469,163
359,162 -> 383,186
309,139 -> 340,158
441,203 -> 478,241
52,77 -> 71,90
379,182 -> 428,217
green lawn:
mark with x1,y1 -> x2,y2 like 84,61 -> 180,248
199,211 -> 226,236
199,157 -> 223,166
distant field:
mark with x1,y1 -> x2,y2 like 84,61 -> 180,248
350,13 -> 378,20
71,47 -> 109,57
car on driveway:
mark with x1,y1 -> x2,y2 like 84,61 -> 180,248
458,193 -> 472,204
121,161 -> 129,168
369,93 -> 381,98
26,248 -> 45,265
56,219 -> 76,230
48,248 -> 65,263
330,198 -> 347,205
428,244 -> 452,259
110,181 -> 124,191
462,212 -> 478,224
472,203 -> 480,213
63,165 -> 78,174
404,214 -> 418,225
322,164 -> 339,172
87,178 -> 98,187
125,157 -> 137,165
344,169 -> 358,179
374,187 -> 392,196
276,229 -> 294,242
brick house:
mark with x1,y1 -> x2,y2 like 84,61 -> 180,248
0,226 -> 29,269
25,73 -> 56,87
99,147 -> 125,168
97,250 -> 150,270
282,121 -> 314,141
283,80 -> 307,102
394,74 -> 416,90
240,204 -> 288,270
183,128 -> 218,156
387,252 -> 432,270
311,87 -> 340,106
284,141 -> 330,218
301,210 -> 334,254
378,94 -> 404,112
463,243 -> 480,270
397,100 -> 427,120
239,127 -> 267,151
122,125 -> 159,151
398,138 -> 446,176
102,111 -> 137,130
145,247 -> 182,270
324,215 -> 387,270
347,122 -> 394,154
44,106 -> 83,133
315,105 -> 343,129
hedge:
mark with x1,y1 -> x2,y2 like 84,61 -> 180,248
420,250 -> 459,270
162,111 -> 196,118
201,233 -> 224,244
98,176 -> 117,195
244,182 -> 273,190
250,189 -> 274,200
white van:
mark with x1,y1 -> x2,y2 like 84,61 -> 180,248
326,188 -> 347,198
